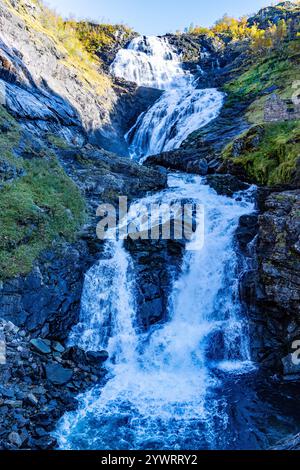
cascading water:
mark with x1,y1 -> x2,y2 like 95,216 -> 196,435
111,36 -> 223,158
56,174 -> 255,450
55,35 -> 300,451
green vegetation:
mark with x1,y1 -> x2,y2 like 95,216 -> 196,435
47,134 -> 70,150
220,21 -> 299,187
0,106 -> 86,279
223,41 -> 299,123
72,21 -> 134,55
222,121 -> 300,185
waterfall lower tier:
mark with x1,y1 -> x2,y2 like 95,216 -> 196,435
55,174 -> 257,450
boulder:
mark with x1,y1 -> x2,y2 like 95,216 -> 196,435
8,432 -> 23,448
206,174 -> 249,197
30,338 -> 51,355
45,363 -> 73,385
86,350 -> 109,364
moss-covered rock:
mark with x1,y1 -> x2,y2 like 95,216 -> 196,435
221,121 -> 300,186
0,106 -> 87,280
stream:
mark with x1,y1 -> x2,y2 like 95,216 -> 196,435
55,36 -> 300,450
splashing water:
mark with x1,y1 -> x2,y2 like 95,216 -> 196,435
54,35 -> 300,451
55,174 -> 256,450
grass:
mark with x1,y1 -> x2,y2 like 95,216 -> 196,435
223,121 -> 300,185
220,38 -> 300,186
0,106 -> 86,279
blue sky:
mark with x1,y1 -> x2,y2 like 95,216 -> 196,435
45,0 -> 278,35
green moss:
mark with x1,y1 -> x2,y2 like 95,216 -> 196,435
47,134 -> 70,150
223,121 -> 300,185
0,105 -> 21,165
0,106 -> 86,280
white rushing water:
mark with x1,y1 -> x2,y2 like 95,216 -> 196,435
55,36 -> 256,450
110,36 -> 223,158
56,174 -> 255,450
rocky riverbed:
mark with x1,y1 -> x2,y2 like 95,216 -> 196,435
0,318 -> 109,449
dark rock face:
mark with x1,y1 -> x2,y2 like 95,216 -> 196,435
91,82 -> 162,156
165,33 -> 248,88
0,319 -> 108,450
0,143 -> 167,341
57,144 -> 168,211
273,432 -> 300,450
247,2 -> 300,31
145,149 -> 209,175
206,174 -> 249,197
92,26 -> 138,70
0,242 -> 93,341
241,190 -> 300,374
124,239 -> 185,330
0,1 -> 161,156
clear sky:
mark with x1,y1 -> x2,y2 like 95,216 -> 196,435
44,0 -> 280,35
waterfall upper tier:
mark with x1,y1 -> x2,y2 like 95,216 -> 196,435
110,35 -> 224,158
110,36 -> 187,89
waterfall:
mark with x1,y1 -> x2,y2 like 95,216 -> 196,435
55,35 -> 258,450
110,36 -> 223,158
55,174 -> 255,450
69,242 -> 137,363
110,36 -> 187,89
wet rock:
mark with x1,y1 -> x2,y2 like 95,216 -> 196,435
52,341 -> 65,353
62,346 -> 88,364
145,149 -> 209,175
33,436 -> 57,450
30,338 -> 51,355
236,214 -> 259,252
25,393 -> 39,406
45,363 -> 73,385
245,190 -> 300,372
86,350 -> 109,364
206,174 -> 249,197
125,239 -> 185,329
273,432 -> 300,450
